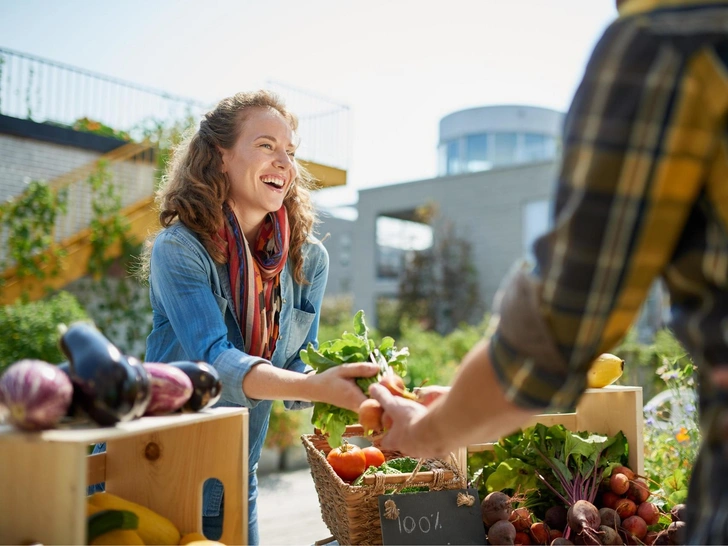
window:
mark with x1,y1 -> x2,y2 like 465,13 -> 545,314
465,134 -> 490,172
493,132 -> 518,166
523,133 -> 557,162
446,140 -> 460,175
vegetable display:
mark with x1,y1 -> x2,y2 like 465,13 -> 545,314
300,310 -> 410,447
0,359 -> 73,430
471,424 -> 684,545
167,360 -> 223,411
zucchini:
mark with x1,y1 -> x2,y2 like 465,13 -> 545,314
87,509 -> 139,543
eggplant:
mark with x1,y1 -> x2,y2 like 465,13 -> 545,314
125,356 -> 153,418
59,323 -> 142,426
167,360 -> 223,411
0,359 -> 73,430
141,363 -> 193,415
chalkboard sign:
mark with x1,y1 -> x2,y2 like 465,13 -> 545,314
378,488 -> 486,545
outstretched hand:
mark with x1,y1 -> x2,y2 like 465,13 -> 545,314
310,362 -> 379,412
369,382 -> 445,458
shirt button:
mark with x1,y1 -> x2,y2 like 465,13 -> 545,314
282,298 -> 287,304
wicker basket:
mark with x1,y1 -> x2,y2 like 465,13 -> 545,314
302,425 -> 467,546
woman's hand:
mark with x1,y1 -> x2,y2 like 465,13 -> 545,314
307,362 -> 379,412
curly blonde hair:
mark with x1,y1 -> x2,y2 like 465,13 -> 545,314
140,90 -> 318,284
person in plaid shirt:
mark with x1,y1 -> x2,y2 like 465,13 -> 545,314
370,1 -> 728,542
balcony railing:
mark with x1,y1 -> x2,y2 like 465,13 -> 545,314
0,47 -> 350,170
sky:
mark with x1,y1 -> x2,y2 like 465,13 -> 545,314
0,0 -> 618,211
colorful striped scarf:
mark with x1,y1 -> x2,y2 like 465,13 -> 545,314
220,203 -> 290,360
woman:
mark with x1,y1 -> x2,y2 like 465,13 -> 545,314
143,90 -> 377,542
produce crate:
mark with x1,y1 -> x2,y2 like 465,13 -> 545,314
303,424 -> 467,546
0,407 -> 248,545
467,385 -> 644,474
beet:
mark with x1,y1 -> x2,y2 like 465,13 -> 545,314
0,360 -> 73,430
669,503 -> 686,522
545,505 -> 568,531
488,519 -> 516,545
509,507 -> 532,532
551,539 -> 574,545
598,507 -> 621,530
598,525 -> 622,545
530,521 -> 551,545
567,500 -> 601,544
482,491 -> 513,527
622,515 -> 647,541
610,473 -> 630,495
614,498 -> 637,520
142,363 -> 193,416
666,521 -> 686,545
636,501 -> 660,526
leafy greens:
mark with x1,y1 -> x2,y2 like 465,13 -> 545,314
300,310 -> 409,448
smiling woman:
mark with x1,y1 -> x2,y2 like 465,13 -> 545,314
117,90 -> 380,544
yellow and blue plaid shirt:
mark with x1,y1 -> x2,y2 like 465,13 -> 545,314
490,1 -> 727,542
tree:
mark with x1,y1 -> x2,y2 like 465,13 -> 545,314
398,220 -> 483,335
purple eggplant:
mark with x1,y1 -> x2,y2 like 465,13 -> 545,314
0,359 -> 73,430
59,323 -> 141,426
125,356 -> 153,418
167,361 -> 222,411
142,363 -> 194,416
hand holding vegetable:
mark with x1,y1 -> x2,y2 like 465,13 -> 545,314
306,362 -> 379,412
368,382 -> 436,458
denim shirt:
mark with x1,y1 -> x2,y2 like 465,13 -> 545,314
145,221 -> 328,516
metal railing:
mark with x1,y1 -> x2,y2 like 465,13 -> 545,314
0,47 -> 350,169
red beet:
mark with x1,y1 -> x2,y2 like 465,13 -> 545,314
488,519 -> 516,545
482,491 -> 513,527
610,473 -> 630,495
567,500 -> 601,544
637,501 -> 660,526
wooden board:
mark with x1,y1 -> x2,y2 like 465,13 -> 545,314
0,407 -> 248,545
467,386 -> 644,475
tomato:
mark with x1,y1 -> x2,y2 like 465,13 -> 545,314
326,442 -> 367,481
361,445 -> 386,469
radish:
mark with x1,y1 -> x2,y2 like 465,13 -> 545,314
0,359 -> 73,430
567,500 -> 601,544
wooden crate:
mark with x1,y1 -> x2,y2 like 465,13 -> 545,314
0,407 -> 248,545
465,386 -> 644,475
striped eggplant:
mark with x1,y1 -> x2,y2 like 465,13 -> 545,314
167,361 -> 222,412
0,359 -> 73,430
142,363 -> 194,416
59,322 -> 142,426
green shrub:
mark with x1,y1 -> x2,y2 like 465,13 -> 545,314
0,291 -> 90,372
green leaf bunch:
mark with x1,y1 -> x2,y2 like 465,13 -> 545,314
300,310 -> 409,448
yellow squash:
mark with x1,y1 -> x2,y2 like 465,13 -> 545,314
88,492 -> 180,545
587,353 -> 625,388
91,529 -> 144,545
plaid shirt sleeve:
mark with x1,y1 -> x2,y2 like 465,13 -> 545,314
489,3 -> 728,412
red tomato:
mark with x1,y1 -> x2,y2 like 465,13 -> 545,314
326,443 -> 367,481
361,445 -> 386,469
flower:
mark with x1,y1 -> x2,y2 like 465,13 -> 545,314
675,427 -> 690,443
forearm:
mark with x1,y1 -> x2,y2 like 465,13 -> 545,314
242,363 -> 318,402
410,340 -> 537,455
